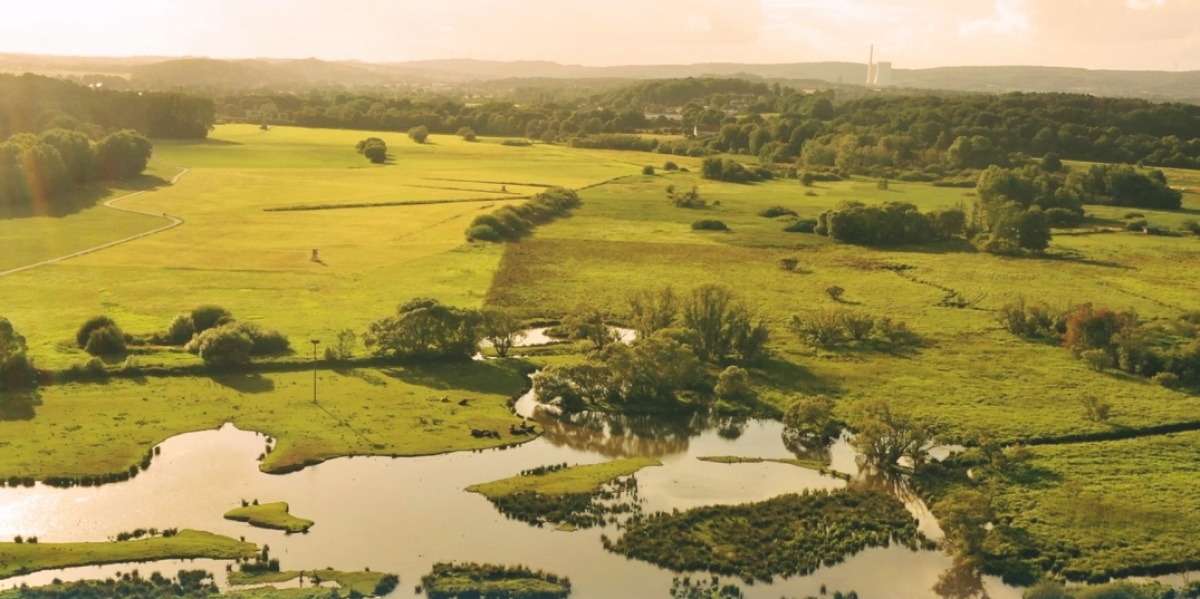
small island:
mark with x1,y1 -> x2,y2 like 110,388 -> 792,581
224,501 -> 314,533
420,562 -> 570,599
228,568 -> 398,597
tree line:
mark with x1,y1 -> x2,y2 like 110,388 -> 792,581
0,73 -> 214,140
0,128 -> 153,215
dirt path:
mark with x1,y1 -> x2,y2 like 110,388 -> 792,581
0,167 -> 189,278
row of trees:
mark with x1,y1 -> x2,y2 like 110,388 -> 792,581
0,129 -> 153,215
362,299 -> 523,361
999,299 -> 1200,386
466,187 -> 582,242
813,201 -> 966,246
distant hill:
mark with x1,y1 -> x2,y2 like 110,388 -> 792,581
3,52 -> 1199,102
130,57 -> 392,89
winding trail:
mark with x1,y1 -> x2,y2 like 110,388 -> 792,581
0,167 -> 189,278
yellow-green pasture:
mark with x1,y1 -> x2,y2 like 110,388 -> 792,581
0,360 -> 531,480
1,125 -> 686,369
466,457 -> 661,498
0,530 -> 255,579
485,172 -> 1200,443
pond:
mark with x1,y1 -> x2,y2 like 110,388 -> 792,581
1,368 -> 1022,599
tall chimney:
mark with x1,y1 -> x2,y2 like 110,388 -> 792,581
867,44 -> 877,86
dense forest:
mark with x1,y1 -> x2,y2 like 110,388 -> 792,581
216,78 -> 1200,174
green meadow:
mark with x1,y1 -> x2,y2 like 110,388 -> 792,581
466,457 -> 661,497
1,124 -> 677,370
2,123 -> 1200,581
0,360 -> 531,479
487,172 -> 1200,443
0,530 -> 256,579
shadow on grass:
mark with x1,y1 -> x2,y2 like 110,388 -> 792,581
158,137 -> 242,146
0,392 -> 40,421
755,356 -> 838,395
1027,250 -> 1133,270
0,174 -> 170,219
379,359 -> 531,395
333,367 -> 389,387
210,373 -> 276,394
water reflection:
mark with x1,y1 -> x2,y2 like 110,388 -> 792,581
0,387 -> 1022,599
934,557 -> 994,599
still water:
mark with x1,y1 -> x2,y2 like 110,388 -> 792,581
0,384 -> 1022,599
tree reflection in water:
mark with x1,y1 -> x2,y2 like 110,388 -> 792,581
531,406 -> 747,459
933,556 -> 993,599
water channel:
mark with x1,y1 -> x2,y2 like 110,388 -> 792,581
0,330 -> 1024,599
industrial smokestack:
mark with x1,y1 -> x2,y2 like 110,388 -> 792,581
867,44 -> 876,85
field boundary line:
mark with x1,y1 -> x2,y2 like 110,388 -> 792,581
0,167 -> 189,278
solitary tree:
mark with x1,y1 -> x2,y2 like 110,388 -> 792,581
408,126 -> 430,144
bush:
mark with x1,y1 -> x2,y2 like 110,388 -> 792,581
800,172 -> 816,186
84,325 -> 126,356
826,286 -> 845,301
1079,395 -> 1112,422
76,316 -> 117,348
456,127 -> 477,142
194,325 -> 254,366
642,165 -> 655,175
714,366 -> 754,402
407,126 -> 429,144
1152,371 -> 1181,389
691,219 -> 728,231
1081,349 -> 1114,372
663,161 -> 679,171
164,313 -> 195,345
779,257 -> 799,271
191,305 -> 233,334
757,206 -> 797,218
784,218 -> 818,233
1181,219 -> 1200,235
500,139 -> 532,146
1045,207 -> 1084,228
1124,219 -> 1148,232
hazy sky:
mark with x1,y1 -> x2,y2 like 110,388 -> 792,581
2,0 -> 1198,71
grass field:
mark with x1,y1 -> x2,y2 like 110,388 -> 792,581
485,171 -> 1200,443
465,457 -> 661,497
0,125 -> 675,370
224,502 -> 314,533
0,530 -> 255,579
228,568 -> 395,596
0,360 -> 531,480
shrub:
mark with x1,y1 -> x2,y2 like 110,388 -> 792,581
1180,219 -> 1200,235
839,312 -> 875,341
779,257 -> 799,271
500,139 -> 532,146
757,206 -> 797,218
1045,207 -> 1084,228
783,218 -> 817,233
1079,395 -> 1111,422
466,187 -> 581,242
195,326 -> 253,366
456,127 -> 477,141
1152,371 -> 1181,389
714,366 -> 754,402
407,126 -> 429,144
75,316 -> 117,348
800,172 -> 815,187
1124,219 -> 1148,232
642,165 -> 655,175
663,161 -> 679,171
160,313 -> 195,345
231,323 -> 290,355
691,219 -> 728,231
825,286 -> 845,301
1081,349 -> 1114,372
84,325 -> 126,356
191,305 -> 233,334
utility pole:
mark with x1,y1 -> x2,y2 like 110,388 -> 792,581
310,339 -> 320,404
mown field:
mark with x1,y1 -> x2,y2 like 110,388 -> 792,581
1,124 -> 679,370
